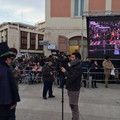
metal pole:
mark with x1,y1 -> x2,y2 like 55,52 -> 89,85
81,0 -> 84,60
81,16 -> 84,59
61,85 -> 64,120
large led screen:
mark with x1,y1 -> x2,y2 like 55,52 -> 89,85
87,16 -> 120,59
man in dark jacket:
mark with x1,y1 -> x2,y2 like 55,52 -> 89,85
82,57 -> 91,87
9,48 -> 19,120
61,52 -> 82,120
42,58 -> 55,99
0,42 -> 20,120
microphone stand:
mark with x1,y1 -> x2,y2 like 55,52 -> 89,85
61,83 -> 64,120
60,76 -> 65,120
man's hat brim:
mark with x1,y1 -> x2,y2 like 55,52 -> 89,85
0,51 -> 16,58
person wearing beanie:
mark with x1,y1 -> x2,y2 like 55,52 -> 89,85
61,52 -> 82,120
0,42 -> 20,120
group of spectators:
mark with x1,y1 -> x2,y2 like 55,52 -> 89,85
0,42 -> 83,120
18,50 -> 83,120
0,41 -> 119,120
82,56 -> 117,88
10,50 -> 118,89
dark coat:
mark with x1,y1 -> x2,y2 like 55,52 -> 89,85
82,61 -> 91,69
0,62 -> 20,105
42,64 -> 54,82
65,60 -> 83,91
90,63 -> 100,80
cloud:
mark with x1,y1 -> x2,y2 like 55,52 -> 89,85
0,0 -> 45,25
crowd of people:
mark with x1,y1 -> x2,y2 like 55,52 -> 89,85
0,42 -> 119,120
5,48 -> 119,89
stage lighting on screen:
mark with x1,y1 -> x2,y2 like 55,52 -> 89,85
87,16 -> 120,59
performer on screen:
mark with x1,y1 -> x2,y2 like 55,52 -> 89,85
114,41 -> 119,55
102,40 -> 107,54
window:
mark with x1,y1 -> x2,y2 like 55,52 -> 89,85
30,33 -> 36,50
74,0 -> 84,16
1,29 -> 8,42
21,31 -> 27,49
38,34 -> 43,50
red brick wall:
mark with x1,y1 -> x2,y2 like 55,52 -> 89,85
112,0 -> 120,10
89,0 -> 105,11
51,0 -> 71,17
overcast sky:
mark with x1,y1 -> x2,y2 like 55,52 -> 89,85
0,0 -> 45,25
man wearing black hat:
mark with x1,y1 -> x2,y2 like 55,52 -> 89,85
0,42 -> 20,120
9,48 -> 20,120
61,52 -> 82,120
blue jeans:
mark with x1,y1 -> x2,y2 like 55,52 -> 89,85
43,81 -> 53,98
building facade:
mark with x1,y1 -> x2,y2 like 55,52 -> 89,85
35,21 -> 45,32
45,0 -> 120,59
0,22 -> 44,56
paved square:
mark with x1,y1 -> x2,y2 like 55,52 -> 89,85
16,83 -> 120,120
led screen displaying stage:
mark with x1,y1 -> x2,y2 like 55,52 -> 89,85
87,16 -> 120,59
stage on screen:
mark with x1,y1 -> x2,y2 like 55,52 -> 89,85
87,16 -> 120,59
